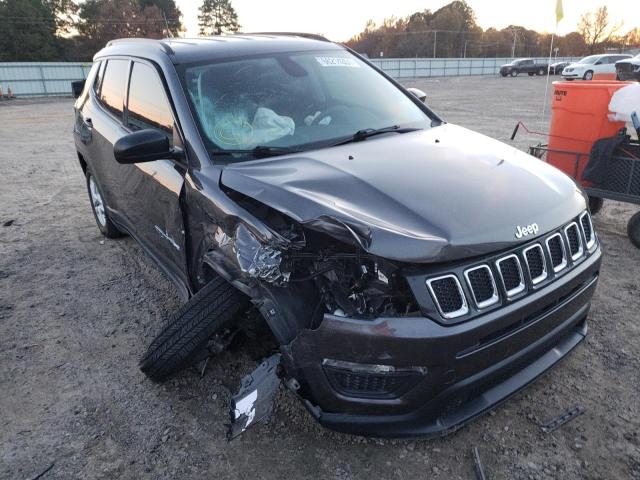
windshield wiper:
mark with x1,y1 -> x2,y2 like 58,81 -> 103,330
331,125 -> 421,147
211,145 -> 302,158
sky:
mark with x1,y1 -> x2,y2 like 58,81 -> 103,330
176,0 -> 638,41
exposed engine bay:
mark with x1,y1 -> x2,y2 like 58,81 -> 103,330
224,191 -> 420,323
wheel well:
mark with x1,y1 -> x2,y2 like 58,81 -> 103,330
77,152 -> 87,174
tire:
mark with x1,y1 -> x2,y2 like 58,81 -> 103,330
583,70 -> 594,81
86,169 -> 123,238
500,72 -> 508,77
528,72 -> 534,76
538,68 -> 546,75
510,70 -> 518,77
627,212 -> 640,249
139,275 -> 249,382
588,196 -> 604,215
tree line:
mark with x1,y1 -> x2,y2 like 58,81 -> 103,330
345,2 -> 639,59
0,0 -> 637,62
0,0 -> 240,61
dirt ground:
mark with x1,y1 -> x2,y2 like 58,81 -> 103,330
1,75 -> 639,480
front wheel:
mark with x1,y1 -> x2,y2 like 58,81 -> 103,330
510,70 -> 518,77
628,212 -> 640,249
583,70 -> 594,81
86,169 -> 123,238
500,71 -> 508,77
528,72 -> 534,76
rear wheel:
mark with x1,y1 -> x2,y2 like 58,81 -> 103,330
583,70 -> 594,81
139,275 -> 249,382
538,68 -> 546,75
627,212 -> 640,249
588,196 -> 604,215
86,169 -> 122,238
528,72 -> 534,76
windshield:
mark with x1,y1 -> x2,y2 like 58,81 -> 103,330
181,49 -> 433,158
578,55 -> 599,64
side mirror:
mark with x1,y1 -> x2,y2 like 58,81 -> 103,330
71,79 -> 86,99
407,87 -> 427,103
114,129 -> 177,164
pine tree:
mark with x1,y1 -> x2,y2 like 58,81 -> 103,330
198,0 -> 240,36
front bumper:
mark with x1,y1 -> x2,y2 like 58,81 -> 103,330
285,247 -> 601,438
562,73 -> 580,79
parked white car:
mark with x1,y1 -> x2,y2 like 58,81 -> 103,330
562,54 -> 632,80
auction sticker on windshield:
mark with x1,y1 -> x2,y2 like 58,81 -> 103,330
315,56 -> 360,68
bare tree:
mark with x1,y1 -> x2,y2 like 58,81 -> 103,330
577,6 -> 622,53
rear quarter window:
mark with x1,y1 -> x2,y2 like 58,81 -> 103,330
99,59 -> 130,118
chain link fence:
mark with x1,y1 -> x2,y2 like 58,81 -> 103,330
0,57 -> 580,98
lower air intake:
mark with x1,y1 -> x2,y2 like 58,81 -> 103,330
323,360 -> 424,399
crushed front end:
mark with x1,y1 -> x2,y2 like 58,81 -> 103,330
278,211 -> 601,438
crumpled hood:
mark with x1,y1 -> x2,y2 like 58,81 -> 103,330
220,124 -> 586,262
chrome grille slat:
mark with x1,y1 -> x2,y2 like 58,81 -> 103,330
495,254 -> 525,298
564,222 -> 584,260
464,265 -> 499,309
580,211 -> 596,250
426,274 -> 468,319
546,233 -> 567,272
523,244 -> 547,285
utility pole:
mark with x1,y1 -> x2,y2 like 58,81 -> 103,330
511,29 -> 517,58
433,30 -> 437,58
463,39 -> 468,58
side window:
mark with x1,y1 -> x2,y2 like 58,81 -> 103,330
126,62 -> 174,139
99,59 -> 129,118
93,60 -> 105,94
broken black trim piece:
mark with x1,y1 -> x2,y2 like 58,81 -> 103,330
227,353 -> 282,440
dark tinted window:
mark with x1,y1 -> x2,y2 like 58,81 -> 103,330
100,59 -> 129,117
127,62 -> 173,136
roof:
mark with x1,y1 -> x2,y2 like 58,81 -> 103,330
97,34 -> 342,64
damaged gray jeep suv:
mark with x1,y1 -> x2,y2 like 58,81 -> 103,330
73,34 -> 601,438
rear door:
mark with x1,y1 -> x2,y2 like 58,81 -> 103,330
118,60 -> 187,278
83,58 -> 131,212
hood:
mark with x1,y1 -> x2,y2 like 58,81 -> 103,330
220,124 -> 586,263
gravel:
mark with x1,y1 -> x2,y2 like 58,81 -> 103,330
1,75 -> 639,479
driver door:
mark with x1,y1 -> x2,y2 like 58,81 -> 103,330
117,60 -> 188,284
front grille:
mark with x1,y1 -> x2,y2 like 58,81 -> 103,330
496,255 -> 525,297
426,275 -> 468,318
524,244 -> 547,284
424,211 -> 597,322
464,265 -> 498,308
564,223 -> 583,260
580,212 -> 595,249
546,233 -> 567,272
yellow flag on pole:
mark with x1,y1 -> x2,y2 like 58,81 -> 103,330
556,0 -> 564,24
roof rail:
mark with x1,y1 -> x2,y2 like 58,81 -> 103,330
244,32 -> 330,42
105,38 -> 174,55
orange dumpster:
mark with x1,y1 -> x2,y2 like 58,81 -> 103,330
547,80 -> 633,184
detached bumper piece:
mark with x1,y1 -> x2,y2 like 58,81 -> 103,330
227,353 -> 281,440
